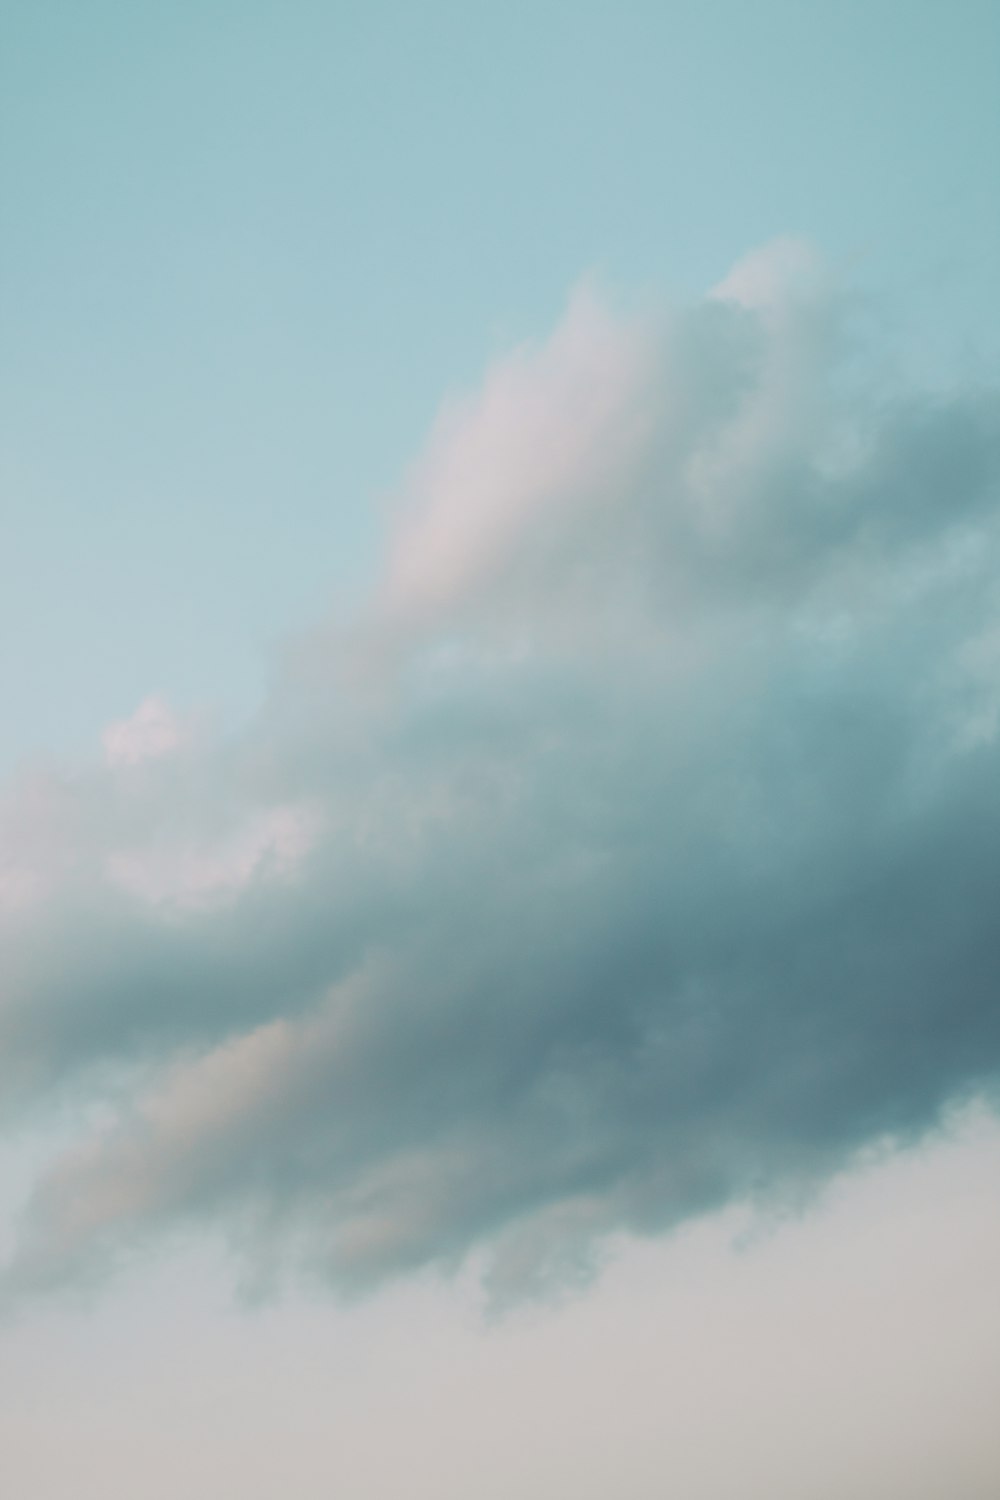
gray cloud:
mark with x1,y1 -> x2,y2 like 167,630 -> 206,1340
2,242 -> 999,1305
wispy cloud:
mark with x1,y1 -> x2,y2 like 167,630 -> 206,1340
3,241 -> 999,1305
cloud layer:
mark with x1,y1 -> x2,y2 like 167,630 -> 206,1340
3,241 -> 999,1304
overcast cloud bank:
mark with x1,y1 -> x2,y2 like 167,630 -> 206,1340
2,241 -> 999,1305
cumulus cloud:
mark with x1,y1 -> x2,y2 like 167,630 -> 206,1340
2,241 -> 999,1305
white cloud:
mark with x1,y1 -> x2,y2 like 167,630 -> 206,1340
101,696 -> 185,768
377,282 -> 659,636
1,241 -> 999,1308
105,803 -> 318,911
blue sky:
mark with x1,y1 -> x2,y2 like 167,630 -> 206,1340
3,1 -> 998,764
2,5 -> 1000,1497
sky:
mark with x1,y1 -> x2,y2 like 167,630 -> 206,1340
2,3 -> 999,1496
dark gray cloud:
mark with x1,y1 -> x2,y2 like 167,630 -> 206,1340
2,243 -> 999,1305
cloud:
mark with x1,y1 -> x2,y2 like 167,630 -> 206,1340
2,241 -> 999,1305
101,696 -> 186,768
105,802 -> 317,911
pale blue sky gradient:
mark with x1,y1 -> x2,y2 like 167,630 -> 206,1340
2,1 -> 998,765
